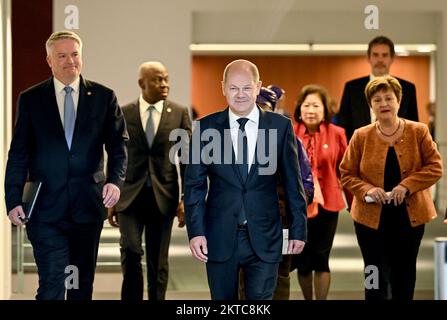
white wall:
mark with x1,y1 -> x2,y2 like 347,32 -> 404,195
435,12 -> 447,211
53,0 -> 192,107
0,0 -> 12,300
193,11 -> 438,44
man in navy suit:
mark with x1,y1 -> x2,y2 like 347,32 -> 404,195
5,31 -> 128,300
184,59 -> 307,300
338,36 -> 419,141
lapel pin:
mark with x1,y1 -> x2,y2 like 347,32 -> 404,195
167,107 -> 172,113
87,91 -> 92,95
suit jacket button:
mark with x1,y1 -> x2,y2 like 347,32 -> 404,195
242,188 -> 247,194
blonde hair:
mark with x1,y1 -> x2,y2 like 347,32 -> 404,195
365,76 -> 402,107
45,30 -> 83,55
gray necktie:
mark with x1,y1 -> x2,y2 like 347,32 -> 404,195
146,105 -> 155,147
63,86 -> 75,149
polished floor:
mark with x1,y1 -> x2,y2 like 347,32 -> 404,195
10,209 -> 447,300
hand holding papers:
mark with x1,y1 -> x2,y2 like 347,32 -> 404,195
365,191 -> 392,203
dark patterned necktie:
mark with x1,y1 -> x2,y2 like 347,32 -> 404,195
236,117 -> 249,225
237,118 -> 249,182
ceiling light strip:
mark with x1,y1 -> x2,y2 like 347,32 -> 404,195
190,43 -> 437,53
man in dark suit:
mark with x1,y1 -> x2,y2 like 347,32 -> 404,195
108,61 -> 192,300
184,59 -> 307,300
5,31 -> 128,300
338,35 -> 419,141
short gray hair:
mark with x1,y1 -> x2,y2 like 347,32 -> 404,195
45,30 -> 83,55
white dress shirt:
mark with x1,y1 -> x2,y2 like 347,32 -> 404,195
139,95 -> 163,136
228,106 -> 259,171
53,77 -> 80,127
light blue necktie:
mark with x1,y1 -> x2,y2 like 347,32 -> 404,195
64,86 -> 75,149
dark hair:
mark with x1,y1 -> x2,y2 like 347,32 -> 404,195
367,36 -> 395,58
267,85 -> 285,100
365,75 -> 402,107
294,84 -> 332,124
256,87 -> 277,111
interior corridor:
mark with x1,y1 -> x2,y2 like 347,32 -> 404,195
9,207 -> 444,300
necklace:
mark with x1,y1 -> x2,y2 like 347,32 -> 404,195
377,119 -> 401,137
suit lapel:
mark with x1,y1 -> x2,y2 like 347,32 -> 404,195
151,100 -> 169,149
246,107 -> 270,183
43,78 -> 67,147
71,76 -> 92,150
129,101 -> 151,150
360,76 -> 372,123
215,108 -> 244,186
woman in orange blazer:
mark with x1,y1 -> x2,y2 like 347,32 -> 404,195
292,84 -> 347,300
340,76 -> 443,300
